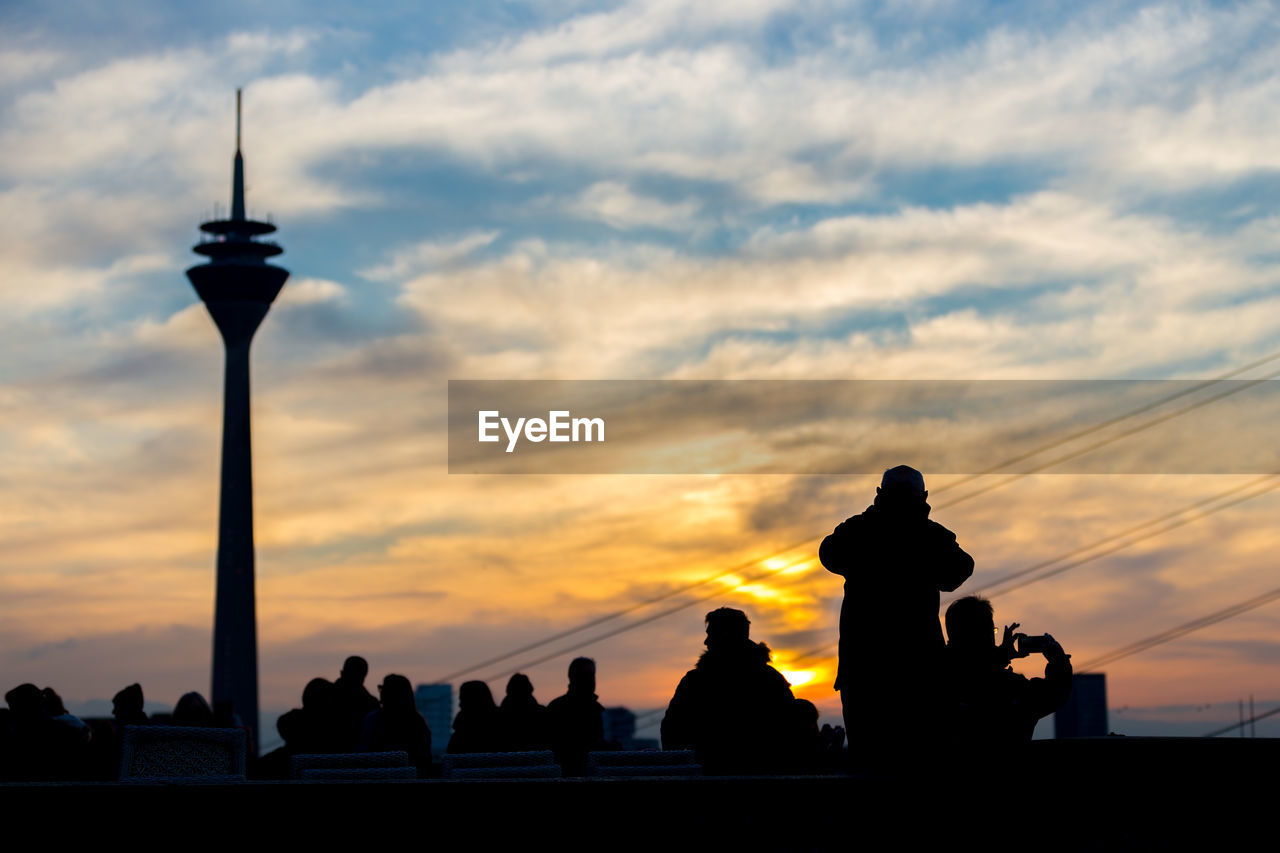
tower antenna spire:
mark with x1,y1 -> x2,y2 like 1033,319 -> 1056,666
231,89 -> 245,221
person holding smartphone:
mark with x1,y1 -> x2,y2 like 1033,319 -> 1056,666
942,595 -> 1073,745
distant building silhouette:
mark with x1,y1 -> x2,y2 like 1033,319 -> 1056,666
603,706 -> 657,750
603,706 -> 635,744
415,684 -> 453,758
1055,673 -> 1108,738
186,90 -> 290,751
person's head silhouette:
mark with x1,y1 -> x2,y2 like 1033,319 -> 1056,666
567,657 -> 596,695
945,595 -> 995,651
506,673 -> 535,701
5,683 -> 42,716
340,656 -> 369,684
378,674 -> 414,710
458,680 -> 496,712
173,691 -> 214,726
112,683 -> 146,722
704,607 -> 751,650
877,464 -> 927,497
873,465 -> 930,517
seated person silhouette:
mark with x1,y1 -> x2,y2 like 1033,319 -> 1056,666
333,656 -> 379,750
112,683 -> 149,727
499,673 -> 550,751
943,595 -> 1072,746
661,608 -> 797,774
3,683 -> 90,781
359,673 -> 432,773
447,680 -> 502,754
784,698 -> 845,773
172,692 -> 215,726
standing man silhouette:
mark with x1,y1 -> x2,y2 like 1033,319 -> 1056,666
820,465 -> 973,769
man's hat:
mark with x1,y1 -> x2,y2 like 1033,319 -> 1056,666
880,465 -> 926,495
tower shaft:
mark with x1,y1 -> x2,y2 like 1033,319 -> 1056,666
210,337 -> 259,742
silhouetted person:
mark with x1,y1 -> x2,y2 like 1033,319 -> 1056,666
820,465 -> 973,769
256,677 -> 344,778
333,656 -> 379,750
42,687 -> 91,743
547,657 -> 611,775
662,608 -> 797,774
447,681 -> 502,754
112,683 -> 148,727
359,673 -> 432,774
97,682 -> 150,777
784,698 -> 845,773
284,678 -> 344,753
944,596 -> 1072,747
172,692 -> 215,726
3,683 -> 88,781
499,673 -> 550,751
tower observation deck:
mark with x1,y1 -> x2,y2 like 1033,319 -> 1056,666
185,89 -> 289,750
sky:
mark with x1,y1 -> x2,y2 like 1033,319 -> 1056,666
3,0 -> 1280,741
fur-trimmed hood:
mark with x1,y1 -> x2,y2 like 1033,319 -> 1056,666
695,640 -> 773,671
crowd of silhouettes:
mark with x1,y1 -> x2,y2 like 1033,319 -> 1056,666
441,658 -> 621,775
6,466 -> 1078,781
3,654 -> 624,781
1,681 -> 242,781
258,656 -> 431,778
6,616 -> 1068,782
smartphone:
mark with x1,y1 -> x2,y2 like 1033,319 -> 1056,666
1017,635 -> 1048,655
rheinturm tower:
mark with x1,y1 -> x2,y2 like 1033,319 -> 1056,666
186,90 -> 288,749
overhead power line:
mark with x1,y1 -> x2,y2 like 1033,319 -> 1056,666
1203,704 -> 1280,738
933,368 -> 1280,510
433,349 -> 1280,683
930,349 -> 1280,501
1075,585 -> 1280,672
952,476 -> 1280,600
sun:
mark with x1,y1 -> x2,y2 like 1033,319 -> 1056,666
778,669 -> 816,689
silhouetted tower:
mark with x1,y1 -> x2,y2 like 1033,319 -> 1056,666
186,90 -> 288,749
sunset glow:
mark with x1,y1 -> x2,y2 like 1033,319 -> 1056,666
2,1 -> 1279,741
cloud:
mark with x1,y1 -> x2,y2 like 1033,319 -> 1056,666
567,181 -> 702,230
360,232 -> 500,282
492,0 -> 796,65
277,276 -> 348,306
392,190 -> 1280,381
4,1 -> 1279,329
0,46 -> 61,87
247,0 -> 1280,208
